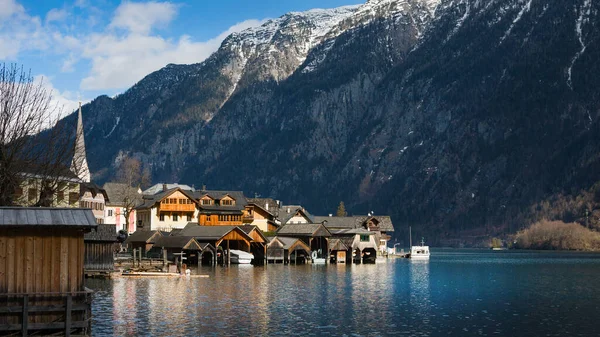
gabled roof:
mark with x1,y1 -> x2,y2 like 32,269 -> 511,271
314,215 -> 395,232
0,207 -> 97,229
195,190 -> 248,213
85,224 -> 118,242
143,183 -> 193,196
125,230 -> 163,244
80,182 -> 109,201
267,236 -> 310,252
328,238 -> 350,251
279,206 -> 314,225
246,198 -> 279,216
135,187 -> 198,210
238,224 -> 268,243
276,223 -> 331,237
103,182 -> 142,207
153,236 -> 202,250
178,223 -> 253,242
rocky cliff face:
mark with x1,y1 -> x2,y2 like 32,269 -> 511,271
71,0 -> 600,243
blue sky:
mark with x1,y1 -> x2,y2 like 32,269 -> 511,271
1,0 -> 361,114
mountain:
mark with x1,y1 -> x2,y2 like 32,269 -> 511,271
68,0 -> 600,245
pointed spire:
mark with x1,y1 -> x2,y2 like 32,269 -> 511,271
71,102 -> 91,183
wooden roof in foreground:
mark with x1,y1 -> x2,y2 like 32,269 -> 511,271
0,207 -> 97,229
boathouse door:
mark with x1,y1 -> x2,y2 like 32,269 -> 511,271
337,251 -> 346,264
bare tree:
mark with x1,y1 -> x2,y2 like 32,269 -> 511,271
0,63 -> 77,207
115,156 -> 150,231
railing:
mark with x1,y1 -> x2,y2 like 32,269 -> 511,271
0,290 -> 93,337
159,204 -> 196,212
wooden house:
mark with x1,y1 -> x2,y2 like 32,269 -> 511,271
244,198 -> 280,232
267,236 -> 311,264
124,230 -> 164,256
314,215 -> 395,256
178,223 -> 256,265
135,187 -> 199,231
152,236 -> 217,266
194,190 -> 247,226
276,223 -> 331,262
0,207 -> 97,336
84,224 -> 117,273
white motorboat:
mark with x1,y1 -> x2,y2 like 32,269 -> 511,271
410,238 -> 430,260
229,249 -> 254,264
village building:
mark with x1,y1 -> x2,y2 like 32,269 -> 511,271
103,182 -> 142,233
266,236 -> 311,264
275,222 -> 332,261
124,230 -> 165,256
244,198 -> 280,232
194,190 -> 247,226
278,205 -> 314,225
143,183 -> 193,196
79,182 -> 108,224
314,215 -> 395,261
0,207 -> 96,335
135,187 -> 199,231
12,168 -> 82,207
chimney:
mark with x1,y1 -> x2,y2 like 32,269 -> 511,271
287,207 -> 290,214
329,214 -> 332,217
266,203 -> 269,211
162,183 -> 167,192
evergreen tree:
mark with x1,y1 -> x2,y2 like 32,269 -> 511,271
336,201 -> 347,217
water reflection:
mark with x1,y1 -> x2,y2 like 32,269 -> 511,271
87,252 -> 600,337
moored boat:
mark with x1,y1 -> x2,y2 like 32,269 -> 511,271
229,249 -> 254,264
410,237 -> 430,260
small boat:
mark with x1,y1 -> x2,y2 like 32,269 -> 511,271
229,249 -> 254,264
410,237 -> 430,260
311,250 -> 327,264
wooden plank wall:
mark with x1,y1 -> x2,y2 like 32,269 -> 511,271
0,228 -> 85,294
84,242 -> 115,271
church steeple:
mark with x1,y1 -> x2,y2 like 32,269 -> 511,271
71,102 -> 91,183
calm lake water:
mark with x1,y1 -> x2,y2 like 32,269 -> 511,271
87,250 -> 600,336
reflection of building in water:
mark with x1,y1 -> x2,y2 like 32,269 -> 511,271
350,263 -> 396,331
112,279 -> 140,336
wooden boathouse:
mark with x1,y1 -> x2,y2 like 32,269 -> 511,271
266,236 -> 311,264
0,207 -> 97,336
84,223 -> 118,275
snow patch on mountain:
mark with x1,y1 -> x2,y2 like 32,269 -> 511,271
567,0 -> 593,90
500,0 -> 532,43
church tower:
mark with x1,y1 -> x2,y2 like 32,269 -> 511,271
70,102 -> 91,183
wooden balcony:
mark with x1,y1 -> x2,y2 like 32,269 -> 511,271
159,204 -> 196,212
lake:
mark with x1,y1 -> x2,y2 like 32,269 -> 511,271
87,250 -> 600,336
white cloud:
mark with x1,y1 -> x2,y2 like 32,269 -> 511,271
34,74 -> 85,120
0,0 -> 24,19
109,1 -> 178,35
45,8 -> 68,24
80,18 -> 266,91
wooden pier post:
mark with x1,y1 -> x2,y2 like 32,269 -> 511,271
22,295 -> 28,337
227,240 -> 230,266
132,248 -> 137,267
163,249 -> 167,266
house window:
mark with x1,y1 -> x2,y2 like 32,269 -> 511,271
28,188 -> 37,202
160,214 -> 165,221
187,215 -> 192,221
222,199 -> 233,206
69,192 -> 79,205
360,235 -> 370,242
13,187 -> 23,197
173,213 -> 179,221
57,191 -> 64,202
108,210 -> 114,217
202,199 -> 211,205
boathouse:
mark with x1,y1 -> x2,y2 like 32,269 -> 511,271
266,236 -> 311,264
84,223 -> 118,274
152,236 -> 217,266
276,223 -> 331,262
0,207 -> 96,336
178,223 -> 255,265
124,230 -> 164,256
